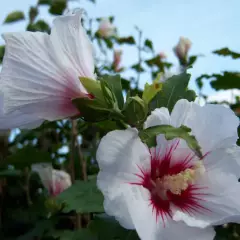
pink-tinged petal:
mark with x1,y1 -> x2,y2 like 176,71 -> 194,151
0,31 -> 83,121
50,10 -> 95,79
0,94 -> 43,129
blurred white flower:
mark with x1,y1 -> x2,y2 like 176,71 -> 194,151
97,99 -> 240,240
98,18 -> 116,38
0,10 -> 95,130
173,37 -> 192,61
32,163 -> 71,197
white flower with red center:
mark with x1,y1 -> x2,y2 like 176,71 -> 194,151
0,10 -> 95,130
98,18 -> 116,38
97,99 -> 240,240
32,163 -> 71,197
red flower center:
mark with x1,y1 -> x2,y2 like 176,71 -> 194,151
132,140 -> 209,223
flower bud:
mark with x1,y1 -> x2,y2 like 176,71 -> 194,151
113,50 -> 122,72
98,18 -> 116,38
159,52 -> 167,59
173,37 -> 192,65
122,96 -> 148,126
32,163 -> 72,197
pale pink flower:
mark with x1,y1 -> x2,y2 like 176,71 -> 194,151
0,10 -> 95,129
159,52 -> 167,59
97,99 -> 240,240
173,37 -> 192,60
32,163 -> 71,196
98,18 -> 116,38
113,50 -> 122,72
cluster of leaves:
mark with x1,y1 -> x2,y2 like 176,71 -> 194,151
0,1 -> 239,240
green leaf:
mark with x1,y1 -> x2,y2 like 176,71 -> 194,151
29,6 -> 38,23
49,0 -> 67,15
131,63 -> 145,73
188,55 -> 198,66
121,78 -> 131,90
139,125 -> 202,158
56,178 -> 104,213
17,219 -> 56,240
150,72 -> 196,112
0,169 -> 21,178
145,56 -> 172,72
0,45 -> 5,64
210,72 -> 240,90
213,47 -> 240,59
27,20 -> 50,33
2,146 -> 52,169
50,229 -> 97,240
38,0 -> 51,4
89,214 -> 139,240
142,73 -> 162,104
144,39 -> 153,51
4,11 -> 25,23
103,38 -> 113,49
100,74 -> 124,109
116,36 -> 135,45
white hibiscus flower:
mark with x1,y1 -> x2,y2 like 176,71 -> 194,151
96,99 -> 240,240
0,10 -> 95,129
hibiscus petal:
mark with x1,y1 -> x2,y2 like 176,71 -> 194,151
0,21 -> 87,121
50,10 -> 95,79
96,128 -> 150,229
125,185 -> 215,240
171,99 -> 239,153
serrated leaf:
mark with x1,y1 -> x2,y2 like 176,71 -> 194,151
150,72 -> 196,112
56,178 -> 104,213
4,11 -> 25,23
100,74 -> 124,109
142,74 -> 162,104
89,214 -> 139,240
139,125 -> 202,158
0,45 -> 5,64
2,146 -> 52,169
213,47 -> 240,59
49,0 -> 67,15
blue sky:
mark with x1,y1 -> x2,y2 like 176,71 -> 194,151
0,0 -> 240,98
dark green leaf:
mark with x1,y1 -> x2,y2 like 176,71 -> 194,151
213,47 -> 240,59
17,219 -> 56,240
56,178 -> 104,213
116,36 -> 135,45
100,74 -> 124,109
145,56 -> 172,72
0,169 -> 21,178
103,38 -> 113,49
3,146 -> 52,169
27,20 -> 50,33
121,78 -> 131,90
50,229 -> 97,240
49,0 -> 67,15
195,74 -> 212,90
150,72 -> 196,112
144,39 -> 153,51
131,63 -> 145,73
89,214 -> 139,240
38,0 -> 51,4
0,45 -> 5,64
139,125 -> 202,158
29,6 -> 38,23
210,72 -> 240,90
4,11 -> 25,23
188,55 -> 198,66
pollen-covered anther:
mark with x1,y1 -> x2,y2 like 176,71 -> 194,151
156,161 -> 205,196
